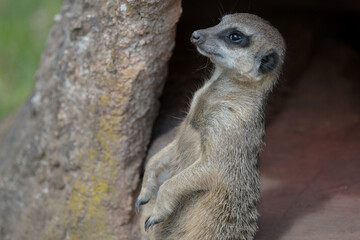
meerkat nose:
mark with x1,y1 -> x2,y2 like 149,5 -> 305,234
191,31 -> 204,45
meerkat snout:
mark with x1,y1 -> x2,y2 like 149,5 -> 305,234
191,31 -> 204,45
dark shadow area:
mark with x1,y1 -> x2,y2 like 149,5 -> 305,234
257,39 -> 360,239
148,0 -> 360,239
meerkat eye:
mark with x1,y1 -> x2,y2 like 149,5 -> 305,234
228,32 -> 242,42
218,28 -> 250,47
226,31 -> 249,47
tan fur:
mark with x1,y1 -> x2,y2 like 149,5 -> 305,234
136,13 -> 285,240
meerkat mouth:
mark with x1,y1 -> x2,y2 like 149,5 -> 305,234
197,46 -> 223,58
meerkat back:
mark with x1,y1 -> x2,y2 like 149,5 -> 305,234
137,13 -> 285,240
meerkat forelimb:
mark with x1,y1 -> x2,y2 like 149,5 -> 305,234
136,140 -> 177,212
136,13 -> 286,240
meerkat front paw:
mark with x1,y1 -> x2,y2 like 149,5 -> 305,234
135,197 -> 149,213
144,215 -> 164,231
136,187 -> 155,213
143,182 -> 175,231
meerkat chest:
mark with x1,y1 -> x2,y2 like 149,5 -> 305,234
187,83 -> 239,132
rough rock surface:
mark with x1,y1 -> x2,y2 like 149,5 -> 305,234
0,0 -> 181,239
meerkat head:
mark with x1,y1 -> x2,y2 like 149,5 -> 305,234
191,13 -> 286,83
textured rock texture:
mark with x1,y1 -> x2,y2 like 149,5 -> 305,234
0,0 -> 181,239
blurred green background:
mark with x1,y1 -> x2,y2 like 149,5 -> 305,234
0,0 -> 62,120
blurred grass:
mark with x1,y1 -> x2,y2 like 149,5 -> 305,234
0,0 -> 62,120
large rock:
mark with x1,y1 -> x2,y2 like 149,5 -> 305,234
0,0 -> 181,239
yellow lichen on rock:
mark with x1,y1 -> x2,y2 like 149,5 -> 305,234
65,98 -> 123,239
101,95 -> 110,104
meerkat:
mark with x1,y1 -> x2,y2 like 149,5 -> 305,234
136,13 -> 286,240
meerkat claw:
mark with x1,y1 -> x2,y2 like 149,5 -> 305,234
135,198 -> 149,213
145,216 -> 163,231
144,216 -> 151,230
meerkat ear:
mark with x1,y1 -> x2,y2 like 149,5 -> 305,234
257,49 -> 280,74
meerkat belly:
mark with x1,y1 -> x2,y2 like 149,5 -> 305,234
160,181 -> 259,240
158,185 -> 240,240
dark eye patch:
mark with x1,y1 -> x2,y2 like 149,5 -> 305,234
217,28 -> 250,47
